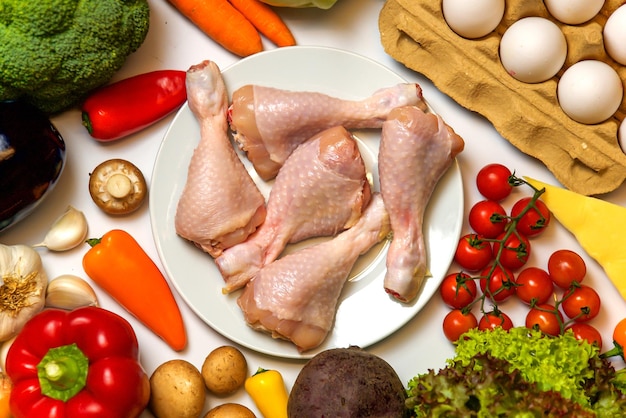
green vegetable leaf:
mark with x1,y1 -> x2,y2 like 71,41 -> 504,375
407,353 -> 594,417
407,327 -> 626,417
453,327 -> 596,406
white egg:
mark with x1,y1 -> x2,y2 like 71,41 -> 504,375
604,5 -> 626,65
557,60 -> 623,124
544,0 -> 605,25
442,0 -> 505,39
618,120 -> 626,153
499,17 -> 567,83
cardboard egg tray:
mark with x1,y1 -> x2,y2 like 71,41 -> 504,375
379,0 -> 626,195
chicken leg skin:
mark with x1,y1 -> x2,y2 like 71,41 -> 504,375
216,126 -> 371,293
229,83 -> 425,180
175,60 -> 266,258
237,193 -> 390,352
379,106 -> 465,303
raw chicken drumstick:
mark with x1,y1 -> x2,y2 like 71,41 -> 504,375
379,106 -> 465,303
229,83 -> 425,180
237,193 -> 390,352
175,60 -> 266,258
216,125 -> 372,293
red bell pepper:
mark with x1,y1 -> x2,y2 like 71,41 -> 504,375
81,70 -> 187,141
5,307 -> 150,418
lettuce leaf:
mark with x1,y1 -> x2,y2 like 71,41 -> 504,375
407,353 -> 594,417
407,327 -> 626,417
259,0 -> 338,9
454,327 -> 596,405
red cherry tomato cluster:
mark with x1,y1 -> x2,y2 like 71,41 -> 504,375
440,163 -> 605,348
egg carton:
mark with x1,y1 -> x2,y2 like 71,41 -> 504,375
379,0 -> 626,196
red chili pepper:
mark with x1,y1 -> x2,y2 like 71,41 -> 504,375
81,70 -> 187,141
5,307 -> 150,418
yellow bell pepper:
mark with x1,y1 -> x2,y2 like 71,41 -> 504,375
245,368 -> 289,418
525,177 -> 626,299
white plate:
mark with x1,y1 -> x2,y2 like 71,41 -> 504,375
150,46 -> 464,359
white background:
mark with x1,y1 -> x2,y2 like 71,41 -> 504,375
2,0 -> 626,415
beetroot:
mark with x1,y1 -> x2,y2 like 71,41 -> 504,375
288,346 -> 407,418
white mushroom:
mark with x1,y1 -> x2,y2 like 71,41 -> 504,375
89,158 -> 147,215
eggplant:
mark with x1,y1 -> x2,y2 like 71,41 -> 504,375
0,100 -> 66,232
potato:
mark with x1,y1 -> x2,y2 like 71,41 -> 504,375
201,345 -> 248,395
287,346 -> 407,417
204,403 -> 256,418
149,359 -> 206,418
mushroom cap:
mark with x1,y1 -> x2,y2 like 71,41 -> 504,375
88,158 -> 147,215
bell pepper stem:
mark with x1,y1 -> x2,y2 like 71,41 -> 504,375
85,237 -> 102,247
37,343 -> 89,402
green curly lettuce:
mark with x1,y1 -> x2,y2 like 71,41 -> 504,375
454,327 -> 597,405
259,0 -> 338,9
407,353 -> 594,417
407,327 -> 626,417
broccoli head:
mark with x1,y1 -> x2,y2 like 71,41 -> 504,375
0,0 -> 150,113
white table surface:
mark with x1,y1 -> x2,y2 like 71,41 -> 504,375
3,0 -> 626,415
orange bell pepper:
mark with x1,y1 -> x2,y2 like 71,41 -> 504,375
83,229 -> 187,351
0,371 -> 10,418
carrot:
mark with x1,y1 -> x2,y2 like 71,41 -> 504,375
228,0 -> 296,47
167,0 -> 263,57
83,229 -> 187,351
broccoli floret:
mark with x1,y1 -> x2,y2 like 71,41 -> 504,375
0,0 -> 149,113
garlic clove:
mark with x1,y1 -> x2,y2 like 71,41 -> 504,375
45,274 -> 99,310
34,206 -> 89,251
0,335 -> 15,371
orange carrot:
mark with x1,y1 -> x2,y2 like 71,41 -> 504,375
168,0 -> 263,57
228,0 -> 296,47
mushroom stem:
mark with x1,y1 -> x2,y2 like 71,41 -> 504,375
88,158 -> 147,215
106,174 -> 133,199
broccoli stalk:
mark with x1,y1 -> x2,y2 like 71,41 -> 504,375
0,0 -> 150,114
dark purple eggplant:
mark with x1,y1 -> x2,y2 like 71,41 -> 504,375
0,100 -> 66,232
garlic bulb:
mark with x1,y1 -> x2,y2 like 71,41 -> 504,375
45,274 -> 99,310
0,244 -> 47,342
34,206 -> 89,251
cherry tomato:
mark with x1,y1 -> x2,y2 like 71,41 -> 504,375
440,272 -> 478,309
605,318 -> 626,360
478,310 -> 514,331
442,309 -> 478,342
468,200 -> 508,238
515,267 -> 554,305
547,249 -> 586,289
492,232 -> 531,271
565,323 -> 602,350
454,233 -> 493,272
479,265 -> 516,302
476,163 -> 513,201
561,285 -> 601,322
525,303 -> 563,336
510,197 -> 551,237
614,318 -> 626,350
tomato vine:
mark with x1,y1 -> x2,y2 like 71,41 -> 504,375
442,164 -> 606,349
